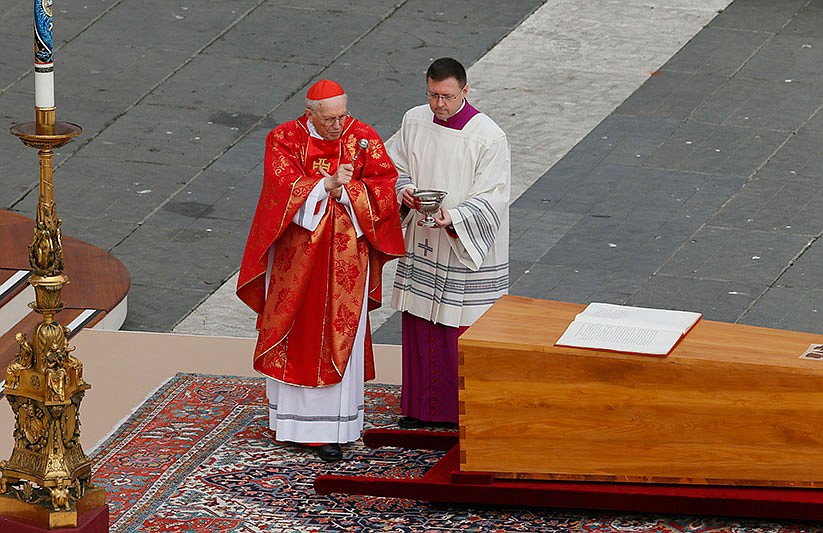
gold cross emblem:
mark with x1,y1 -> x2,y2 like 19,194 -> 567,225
312,158 -> 332,173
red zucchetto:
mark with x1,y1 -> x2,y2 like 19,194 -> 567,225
306,79 -> 345,100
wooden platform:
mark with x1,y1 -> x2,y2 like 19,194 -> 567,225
0,210 -> 129,370
315,427 -> 823,521
458,295 -> 823,488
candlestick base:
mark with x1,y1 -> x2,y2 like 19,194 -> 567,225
0,486 -> 106,529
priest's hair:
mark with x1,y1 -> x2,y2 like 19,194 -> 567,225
427,57 -> 467,87
306,93 -> 348,112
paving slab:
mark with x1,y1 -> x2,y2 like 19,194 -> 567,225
707,173 -> 823,236
742,287 -> 823,333
627,275 -> 764,323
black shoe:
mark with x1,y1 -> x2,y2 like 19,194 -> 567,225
397,416 -> 425,429
313,443 -> 342,462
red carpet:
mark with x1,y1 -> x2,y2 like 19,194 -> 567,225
90,373 -> 820,532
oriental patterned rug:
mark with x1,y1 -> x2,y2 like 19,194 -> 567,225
90,373 -> 820,532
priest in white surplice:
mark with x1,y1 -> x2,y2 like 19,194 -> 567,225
386,57 -> 510,429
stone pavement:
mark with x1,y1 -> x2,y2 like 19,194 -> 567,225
5,0 -> 823,344
1,0 -> 543,332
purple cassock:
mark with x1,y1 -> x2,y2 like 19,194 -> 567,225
401,313 -> 468,424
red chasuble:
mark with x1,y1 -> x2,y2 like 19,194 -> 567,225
237,115 -> 404,387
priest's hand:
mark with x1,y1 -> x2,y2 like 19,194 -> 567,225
321,164 -> 353,199
336,163 -> 354,184
433,207 -> 452,228
401,187 -> 416,209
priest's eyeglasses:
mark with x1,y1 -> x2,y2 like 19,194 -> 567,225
426,91 -> 461,102
319,112 -> 350,126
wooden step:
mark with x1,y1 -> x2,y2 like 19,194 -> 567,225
0,269 -> 34,336
0,269 -> 30,308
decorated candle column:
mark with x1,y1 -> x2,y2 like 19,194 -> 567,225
34,0 -> 54,110
1,1 -> 102,529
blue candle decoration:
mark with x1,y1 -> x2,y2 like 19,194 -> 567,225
34,0 -> 53,64
34,0 -> 54,108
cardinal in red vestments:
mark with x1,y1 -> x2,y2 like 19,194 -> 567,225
236,80 -> 404,461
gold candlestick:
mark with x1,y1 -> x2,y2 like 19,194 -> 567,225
0,66 -> 106,533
